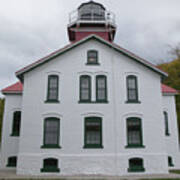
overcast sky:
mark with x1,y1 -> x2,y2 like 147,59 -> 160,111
0,0 -> 180,96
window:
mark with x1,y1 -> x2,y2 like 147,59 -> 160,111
96,75 -> 107,102
128,158 -> 145,172
41,117 -> 60,148
168,156 -> 174,167
79,75 -> 91,102
47,75 -> 59,102
11,111 -> 21,136
164,111 -> 170,136
126,117 -> 144,148
41,158 -> 60,172
126,75 -> 139,103
87,50 -> 98,65
84,117 -> 103,148
7,156 -> 17,167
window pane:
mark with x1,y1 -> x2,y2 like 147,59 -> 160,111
81,90 -> 89,100
85,118 -> 101,146
128,131 -> 141,144
45,119 -> 59,145
49,89 -> 58,100
128,90 -> 136,100
97,90 -> 105,100
127,118 -> 142,145
130,158 -> 143,168
8,156 -> 17,167
12,111 -> 21,135
48,76 -> 58,100
96,76 -> 106,101
164,111 -> 169,135
81,78 -> 89,88
88,51 -> 97,64
44,159 -> 58,168
80,76 -> 91,101
128,78 -> 136,89
89,51 -> 97,58
49,78 -> 58,88
97,78 -> 105,88
127,76 -> 138,101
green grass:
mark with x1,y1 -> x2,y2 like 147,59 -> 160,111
140,179 -> 180,180
169,170 -> 180,174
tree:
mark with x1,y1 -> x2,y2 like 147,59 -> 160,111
158,58 -> 180,138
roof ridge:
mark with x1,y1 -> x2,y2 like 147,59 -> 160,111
15,34 -> 168,80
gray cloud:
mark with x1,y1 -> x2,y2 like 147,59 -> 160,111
0,0 -> 180,97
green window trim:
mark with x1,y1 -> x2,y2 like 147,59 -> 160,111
128,158 -> 145,172
44,100 -> 60,103
41,167 -> 60,173
164,111 -> 170,136
11,111 -> 21,137
126,117 -> 144,148
78,100 -> 109,104
128,166 -> 145,172
83,144 -> 104,149
10,132 -> 20,137
42,117 -> 60,149
125,100 -> 141,104
84,117 -> 103,149
41,158 -> 60,173
126,75 -> 139,103
87,50 -> 99,65
79,75 -> 91,102
96,75 -> 108,102
6,156 -> 17,167
168,156 -> 174,167
41,145 -> 61,149
46,75 -> 59,103
125,145 -> 145,149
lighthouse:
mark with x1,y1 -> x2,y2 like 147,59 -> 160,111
68,1 -> 116,42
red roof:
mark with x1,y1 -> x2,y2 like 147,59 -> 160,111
2,82 -> 23,94
2,81 -> 178,95
161,84 -> 178,94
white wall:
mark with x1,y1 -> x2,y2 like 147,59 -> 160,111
16,39 -> 169,175
0,94 -> 22,169
162,95 -> 180,169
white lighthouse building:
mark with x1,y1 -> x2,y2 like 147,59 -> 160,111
1,1 -> 180,176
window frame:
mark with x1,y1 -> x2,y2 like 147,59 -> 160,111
79,75 -> 91,103
126,75 -> 140,103
164,111 -> 170,136
96,75 -> 108,103
84,117 -> 103,149
6,156 -> 17,167
128,158 -> 145,172
46,75 -> 59,103
41,158 -> 60,173
87,50 -> 99,65
41,117 -> 61,149
126,117 -> 145,148
11,111 -> 21,136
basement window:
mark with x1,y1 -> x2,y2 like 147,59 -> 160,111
168,156 -> 174,167
41,158 -> 60,173
6,156 -> 17,167
128,158 -> 145,172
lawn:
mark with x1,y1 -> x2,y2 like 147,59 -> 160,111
169,170 -> 180,174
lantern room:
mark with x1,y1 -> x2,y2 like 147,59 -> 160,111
68,1 -> 116,42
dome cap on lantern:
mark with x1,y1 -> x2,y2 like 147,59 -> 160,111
78,1 -> 106,10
